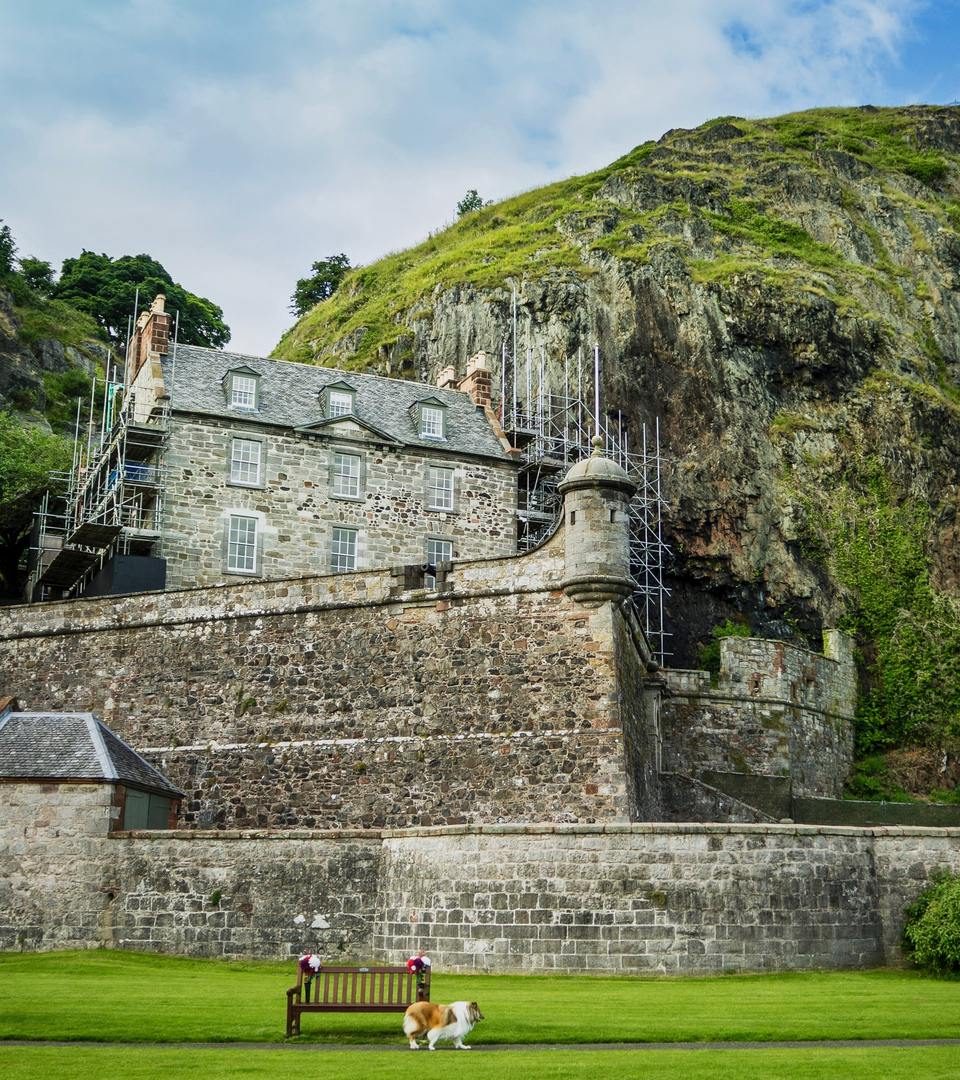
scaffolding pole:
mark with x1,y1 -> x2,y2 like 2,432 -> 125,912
497,344 -> 672,665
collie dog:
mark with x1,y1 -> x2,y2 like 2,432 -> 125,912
402,1000 -> 484,1050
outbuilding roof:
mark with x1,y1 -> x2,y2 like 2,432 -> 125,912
0,712 -> 183,797
162,345 -> 514,462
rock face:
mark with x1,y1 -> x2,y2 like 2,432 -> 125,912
275,106 -> 960,665
0,287 -> 109,429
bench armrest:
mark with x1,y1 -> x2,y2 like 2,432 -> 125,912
286,985 -> 302,1004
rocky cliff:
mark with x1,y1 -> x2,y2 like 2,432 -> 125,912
275,106 -> 960,770
0,286 -> 111,431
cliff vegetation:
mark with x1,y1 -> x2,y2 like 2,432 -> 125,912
276,105 -> 960,797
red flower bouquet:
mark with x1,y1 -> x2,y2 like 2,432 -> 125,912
406,951 -> 431,976
298,953 -> 322,977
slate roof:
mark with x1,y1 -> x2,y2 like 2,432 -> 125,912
0,712 -> 183,797
162,345 -> 513,463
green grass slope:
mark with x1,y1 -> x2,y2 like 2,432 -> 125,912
273,105 -> 960,372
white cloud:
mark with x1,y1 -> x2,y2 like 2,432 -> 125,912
0,0 -> 924,355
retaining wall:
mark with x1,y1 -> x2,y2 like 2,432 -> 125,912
2,817 -> 958,973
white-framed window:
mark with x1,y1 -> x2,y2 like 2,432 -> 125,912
328,389 -> 354,417
230,374 -> 258,410
330,526 -> 357,573
332,451 -> 362,498
227,514 -> 258,573
229,438 -> 262,486
426,466 -> 454,511
420,404 -> 445,439
425,537 -> 453,588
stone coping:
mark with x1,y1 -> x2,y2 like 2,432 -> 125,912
110,821 -> 960,841
661,687 -> 852,719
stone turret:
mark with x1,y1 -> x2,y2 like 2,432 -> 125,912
558,436 -> 637,606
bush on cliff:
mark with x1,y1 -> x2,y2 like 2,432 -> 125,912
904,871 -> 960,975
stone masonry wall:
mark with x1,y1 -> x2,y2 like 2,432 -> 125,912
161,415 -> 518,589
0,781 -> 115,950
0,532 -> 646,828
661,634 -> 855,798
3,818 -> 959,975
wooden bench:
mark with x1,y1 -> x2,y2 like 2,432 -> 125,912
285,964 -> 431,1037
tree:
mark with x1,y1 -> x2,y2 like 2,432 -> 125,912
54,251 -> 229,348
0,413 -> 73,599
456,189 -> 485,216
18,256 -> 55,297
0,220 -> 16,280
289,253 -> 352,317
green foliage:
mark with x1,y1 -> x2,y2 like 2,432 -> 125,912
275,105 -> 960,368
456,189 -> 486,216
769,108 -> 949,187
805,464 -> 960,754
0,219 -> 16,278
0,412 -> 72,519
7,1044 -> 960,1080
770,410 -> 817,438
706,199 -> 845,270
289,253 -> 352,317
54,251 -> 229,347
0,412 -> 73,594
844,755 -> 911,802
697,617 -> 753,675
904,871 -> 960,975
17,256 -> 55,296
42,367 -> 96,432
14,296 -> 103,349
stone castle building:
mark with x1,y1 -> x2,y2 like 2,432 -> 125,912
5,304 -> 960,974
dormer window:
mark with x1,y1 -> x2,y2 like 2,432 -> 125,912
225,369 -> 259,410
322,381 -> 357,419
419,403 -> 446,440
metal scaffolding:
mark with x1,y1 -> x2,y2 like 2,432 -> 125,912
498,343 -> 672,665
27,380 -> 169,601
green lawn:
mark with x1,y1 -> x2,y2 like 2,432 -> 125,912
3,1046 -> 960,1080
1,950 -> 958,1048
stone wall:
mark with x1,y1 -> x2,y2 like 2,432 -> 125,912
3,818 -> 959,974
0,781 -> 114,949
0,532 -> 651,829
161,415 -> 517,590
0,523 -> 858,827
661,633 -> 855,799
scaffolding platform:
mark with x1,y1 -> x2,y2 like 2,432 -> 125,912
67,522 -> 122,549
37,547 -> 100,588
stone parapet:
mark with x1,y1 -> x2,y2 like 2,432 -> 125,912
660,632 -> 856,800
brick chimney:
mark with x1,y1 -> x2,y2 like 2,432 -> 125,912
459,351 -> 492,407
127,294 -> 172,385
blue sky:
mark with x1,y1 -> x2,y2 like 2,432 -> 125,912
1,0 -> 959,355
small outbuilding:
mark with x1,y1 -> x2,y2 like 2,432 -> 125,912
0,700 -> 182,831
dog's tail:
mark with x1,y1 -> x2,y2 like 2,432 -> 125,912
402,1013 -> 422,1037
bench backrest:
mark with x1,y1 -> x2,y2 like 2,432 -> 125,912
301,965 -> 429,1007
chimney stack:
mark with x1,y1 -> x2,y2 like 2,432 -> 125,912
459,351 -> 492,407
127,294 -> 171,385
436,365 -> 458,391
